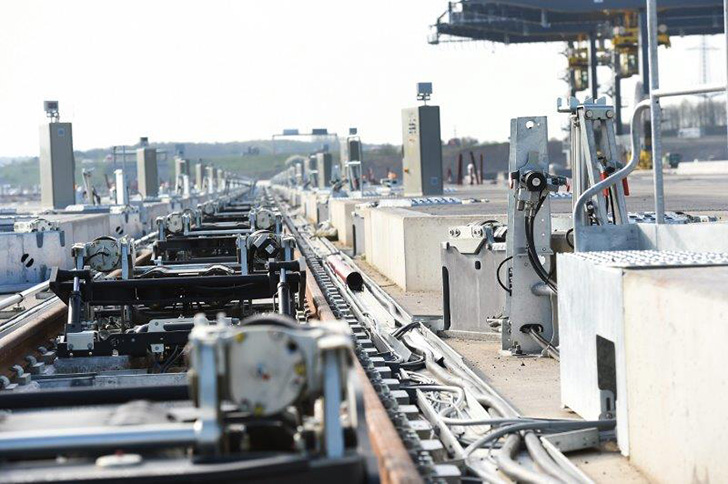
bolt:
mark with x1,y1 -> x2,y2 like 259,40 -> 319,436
585,110 -> 593,119
606,110 -> 614,119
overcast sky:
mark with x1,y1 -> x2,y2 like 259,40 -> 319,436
0,0 -> 725,157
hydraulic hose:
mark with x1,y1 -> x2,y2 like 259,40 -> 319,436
464,419 -> 616,457
525,195 -> 557,294
498,434 -> 562,484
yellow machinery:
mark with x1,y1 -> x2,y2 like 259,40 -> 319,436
612,12 -> 670,78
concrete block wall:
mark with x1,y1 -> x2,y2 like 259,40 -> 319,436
330,198 -> 364,247
54,214 -> 111,263
0,231 -> 66,292
622,267 -> 728,484
367,207 -> 494,291
2,196 -> 205,290
355,204 -> 375,261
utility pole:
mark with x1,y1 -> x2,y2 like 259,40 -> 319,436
646,0 -> 665,224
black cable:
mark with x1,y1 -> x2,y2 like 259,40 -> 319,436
400,354 -> 426,370
392,321 -> 420,339
525,215 -> 556,294
525,195 -> 557,294
565,228 -> 574,249
496,256 -> 513,295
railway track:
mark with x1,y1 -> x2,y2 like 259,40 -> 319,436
274,192 -> 608,483
0,187 -> 613,483
0,248 -> 154,387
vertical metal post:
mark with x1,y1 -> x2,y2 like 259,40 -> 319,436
646,0 -> 665,223
613,51 -> 624,135
724,0 -> 728,154
589,35 -> 599,99
639,11 -> 650,94
323,351 -> 344,458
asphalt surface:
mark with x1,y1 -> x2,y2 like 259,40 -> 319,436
411,171 -> 728,218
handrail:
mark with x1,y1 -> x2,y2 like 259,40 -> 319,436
651,84 -> 726,99
572,99 -> 651,245
572,82 -> 727,248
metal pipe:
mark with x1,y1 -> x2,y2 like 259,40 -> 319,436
573,99 -> 651,246
646,0 -> 664,223
614,50 -> 623,135
0,423 -> 197,454
651,84 -> 727,98
464,420 -> 616,458
0,384 -> 189,409
497,434 -> 561,484
323,351 -> 344,458
134,231 -> 158,246
527,432 -> 583,483
528,329 -> 560,360
325,255 -> 364,291
0,280 -> 50,311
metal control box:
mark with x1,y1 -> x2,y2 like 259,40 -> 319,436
206,166 -> 216,193
195,163 -> 205,190
39,122 -> 76,209
217,169 -> 226,192
174,158 -> 189,180
441,224 -> 507,335
401,106 -> 443,197
316,153 -> 332,189
136,147 -> 158,199
348,139 -> 362,162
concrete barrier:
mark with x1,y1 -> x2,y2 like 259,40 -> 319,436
675,160 -> 728,175
623,267 -> 728,483
330,198 -> 364,247
0,195 -> 211,291
366,207 -> 495,291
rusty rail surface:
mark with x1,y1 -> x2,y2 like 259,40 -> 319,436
304,258 -> 422,484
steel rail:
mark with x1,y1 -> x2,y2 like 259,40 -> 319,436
289,219 -> 581,483
0,281 -> 50,312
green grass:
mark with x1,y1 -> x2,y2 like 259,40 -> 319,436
199,154 -> 294,179
0,158 -> 40,188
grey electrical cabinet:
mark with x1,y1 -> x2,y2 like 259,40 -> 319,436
348,139 -> 362,162
206,166 -> 216,193
217,169 -> 225,191
136,147 -> 158,199
316,153 -> 332,189
39,122 -> 75,209
195,163 -> 205,190
174,158 -> 189,180
401,106 -> 443,197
